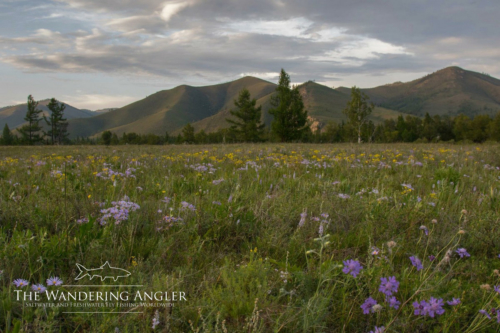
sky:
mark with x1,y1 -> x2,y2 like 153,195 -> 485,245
1,0 -> 499,110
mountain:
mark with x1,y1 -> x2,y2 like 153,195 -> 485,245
5,66 -> 499,138
68,76 -> 277,138
336,67 -> 500,117
66,77 -> 407,138
0,99 -> 99,129
188,80 -> 405,135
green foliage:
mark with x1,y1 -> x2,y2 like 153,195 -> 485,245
44,98 -> 69,145
0,144 -> 499,331
17,95 -> 43,145
226,89 -> 265,142
343,86 -> 374,143
101,130 -> 112,145
269,69 -> 309,142
182,123 -> 195,143
1,124 -> 14,145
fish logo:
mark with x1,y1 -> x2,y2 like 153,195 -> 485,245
75,262 -> 131,282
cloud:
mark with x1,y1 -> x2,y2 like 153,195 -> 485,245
62,93 -> 137,109
1,0 -> 500,109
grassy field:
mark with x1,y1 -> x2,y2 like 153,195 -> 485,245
1,143 -> 500,332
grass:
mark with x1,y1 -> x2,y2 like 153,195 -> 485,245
0,143 -> 500,332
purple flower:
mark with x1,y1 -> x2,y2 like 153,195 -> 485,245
212,201 -> 221,206
428,255 -> 436,261
46,276 -> 63,286
31,284 -> 47,293
419,225 -> 429,235
447,298 -> 461,306
410,256 -> 423,271
379,276 -> 399,296
424,297 -> 445,317
342,259 -> 363,278
495,286 -> 500,294
387,296 -> 401,309
298,211 -> 307,228
361,297 -> 378,314
413,300 -> 428,316
369,326 -> 385,333
456,248 -> 470,258
161,197 -> 171,204
479,309 -> 491,319
13,279 -> 30,288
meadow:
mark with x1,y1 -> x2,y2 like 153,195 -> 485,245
0,143 -> 500,332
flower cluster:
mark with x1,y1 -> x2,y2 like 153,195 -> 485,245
99,195 -> 140,225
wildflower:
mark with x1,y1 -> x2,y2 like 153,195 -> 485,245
379,276 -> 399,296
424,297 -> 445,317
342,259 -> 363,278
298,211 -> 307,228
447,298 -> 461,306
419,225 -> 429,235
161,197 -> 171,204
428,255 -> 435,261
152,309 -> 160,329
458,229 -> 466,234
77,217 -> 89,224
386,241 -> 397,249
461,209 -> 468,215
212,201 -> 221,206
494,270 -> 500,277
228,195 -> 233,203
369,327 -> 385,333
479,309 -> 491,319
46,277 -> 63,286
387,296 -> 401,309
361,297 -> 378,314
413,300 -> 428,316
338,193 -> 350,199
13,279 -> 29,288
456,248 -> 470,258
410,256 -> 423,271
372,304 -> 383,313
31,284 -> 47,293
480,284 -> 492,291
371,247 -> 380,256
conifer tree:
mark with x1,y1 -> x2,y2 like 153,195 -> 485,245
269,69 -> 308,142
182,123 -> 195,143
1,124 -> 13,145
44,98 -> 68,144
226,88 -> 265,142
18,95 -> 43,145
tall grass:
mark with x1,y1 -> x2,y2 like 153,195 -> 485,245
0,143 -> 499,332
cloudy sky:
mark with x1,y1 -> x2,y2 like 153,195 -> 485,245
1,0 -> 499,110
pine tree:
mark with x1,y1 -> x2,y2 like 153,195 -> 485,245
18,95 -> 43,145
342,87 -> 374,143
226,88 -> 265,142
268,69 -> 308,142
182,123 -> 195,143
101,130 -> 112,145
2,124 -> 13,145
44,98 -> 68,144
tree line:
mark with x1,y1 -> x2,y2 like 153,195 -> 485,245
2,69 -> 500,145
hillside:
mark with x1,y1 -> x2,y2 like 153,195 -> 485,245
0,99 -> 98,129
68,76 -> 277,138
337,67 -> 500,117
188,81 -> 406,135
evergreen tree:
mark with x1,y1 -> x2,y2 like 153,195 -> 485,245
101,130 -> 112,145
268,69 -> 308,142
182,123 -> 195,143
342,87 -> 374,143
18,95 -> 43,145
226,88 -> 265,142
44,98 -> 68,144
490,112 -> 500,141
1,124 -> 13,145
165,131 -> 170,144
